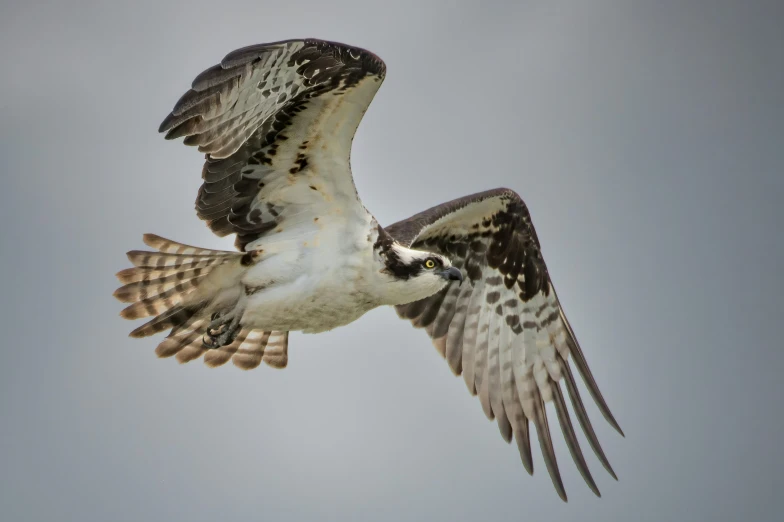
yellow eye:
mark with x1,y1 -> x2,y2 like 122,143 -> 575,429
424,259 -> 436,269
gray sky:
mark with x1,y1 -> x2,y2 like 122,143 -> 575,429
1,1 -> 783,520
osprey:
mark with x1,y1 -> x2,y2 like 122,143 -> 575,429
115,39 -> 623,501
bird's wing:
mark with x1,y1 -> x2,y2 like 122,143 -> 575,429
385,188 -> 623,501
159,39 -> 386,250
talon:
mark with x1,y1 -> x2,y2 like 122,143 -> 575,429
202,310 -> 241,348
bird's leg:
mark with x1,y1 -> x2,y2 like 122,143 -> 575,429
203,309 -> 242,348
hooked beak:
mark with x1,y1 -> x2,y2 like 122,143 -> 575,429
440,266 -> 464,283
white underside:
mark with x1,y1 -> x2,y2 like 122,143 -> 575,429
240,212 -> 384,334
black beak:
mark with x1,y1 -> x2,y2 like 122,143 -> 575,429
440,266 -> 464,283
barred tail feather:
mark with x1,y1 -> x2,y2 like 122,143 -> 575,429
116,264 -> 216,284
115,234 -> 289,370
141,233 -> 236,256
115,234 -> 241,337
128,305 -> 198,338
262,331 -> 289,369
202,329 -> 289,370
125,250 -> 226,269
113,269 -> 208,302
118,279 -> 205,320
155,318 -> 209,360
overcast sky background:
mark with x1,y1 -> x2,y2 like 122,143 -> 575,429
1,1 -> 782,521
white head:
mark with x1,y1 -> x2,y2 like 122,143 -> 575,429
375,242 -> 463,306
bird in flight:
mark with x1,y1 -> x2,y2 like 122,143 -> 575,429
114,39 -> 623,501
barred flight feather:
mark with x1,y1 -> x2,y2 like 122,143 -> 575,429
116,237 -> 240,323
389,188 -> 622,501
157,39 -> 386,251
444,281 -> 474,375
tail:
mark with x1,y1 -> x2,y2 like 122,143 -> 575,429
114,234 -> 289,369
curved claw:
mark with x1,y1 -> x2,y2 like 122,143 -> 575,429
203,310 -> 242,348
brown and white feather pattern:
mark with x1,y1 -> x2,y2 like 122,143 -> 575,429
387,188 -> 623,501
158,39 -> 386,251
114,234 -> 288,369
115,39 -> 622,501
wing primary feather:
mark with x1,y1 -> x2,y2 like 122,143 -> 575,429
487,306 -> 511,441
461,279 -> 485,395
191,62 -> 248,91
559,309 -> 624,436
558,354 -> 618,480
478,360 -> 494,420
532,393 -> 568,502
473,274 -> 494,417
475,299 -> 494,420
511,330 -> 537,476
220,41 -> 290,68
496,411 -> 513,445
514,418 -> 534,475
550,376 -> 601,497
499,326 -> 531,457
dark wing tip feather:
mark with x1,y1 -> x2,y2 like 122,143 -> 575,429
518,385 -> 569,502
550,287 -> 624,437
158,113 -> 175,134
550,378 -> 601,497
558,354 -> 618,480
562,317 -> 625,437
496,410 -> 513,443
190,63 -> 242,91
514,421 -> 534,475
612,418 -> 626,438
220,41 -> 288,68
533,401 -> 568,502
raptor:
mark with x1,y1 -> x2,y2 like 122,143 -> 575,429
114,38 -> 623,501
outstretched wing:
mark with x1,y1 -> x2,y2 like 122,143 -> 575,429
159,39 -> 386,250
386,188 -> 623,501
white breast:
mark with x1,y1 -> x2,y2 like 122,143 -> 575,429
239,209 -> 384,334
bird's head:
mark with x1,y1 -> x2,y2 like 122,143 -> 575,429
377,242 -> 463,306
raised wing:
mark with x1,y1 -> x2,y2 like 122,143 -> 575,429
386,188 -> 623,501
159,39 -> 386,250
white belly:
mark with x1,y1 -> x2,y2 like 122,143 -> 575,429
238,211 -> 382,333
243,269 -> 378,333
